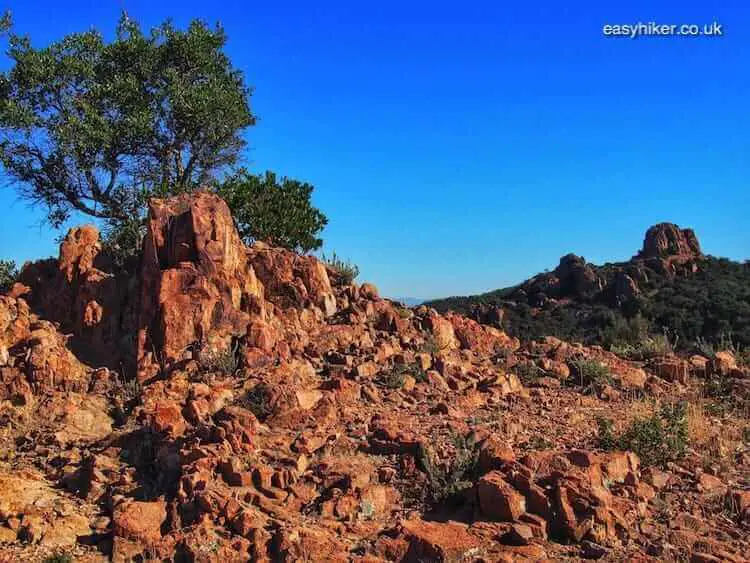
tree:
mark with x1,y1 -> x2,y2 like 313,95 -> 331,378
218,169 -> 328,253
0,12 -> 254,228
0,259 -> 17,292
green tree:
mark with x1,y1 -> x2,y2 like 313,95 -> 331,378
0,259 -> 18,292
0,12 -> 255,227
218,169 -> 328,253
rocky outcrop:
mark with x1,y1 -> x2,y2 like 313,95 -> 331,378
638,222 -> 702,261
1,194 -> 747,562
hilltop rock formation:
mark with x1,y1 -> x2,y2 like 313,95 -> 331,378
637,222 -> 702,261
428,221 -> 750,349
0,199 -> 748,562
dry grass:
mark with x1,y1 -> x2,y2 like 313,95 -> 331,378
686,401 -> 711,447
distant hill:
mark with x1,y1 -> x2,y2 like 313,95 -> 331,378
390,296 -> 425,307
426,223 -> 750,348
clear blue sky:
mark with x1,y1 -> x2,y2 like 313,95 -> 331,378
1,1 -> 748,299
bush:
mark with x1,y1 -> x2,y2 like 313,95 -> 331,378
379,363 -> 427,389
597,401 -> 689,467
610,333 -> 673,361
569,358 -> 613,394
322,252 -> 359,284
43,554 -> 73,563
514,362 -> 545,385
0,260 -> 18,292
218,169 -> 328,253
237,383 -> 273,421
416,433 -> 480,505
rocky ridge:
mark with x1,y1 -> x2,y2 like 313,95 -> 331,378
0,195 -> 748,562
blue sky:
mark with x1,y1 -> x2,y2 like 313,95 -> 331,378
0,1 -> 748,299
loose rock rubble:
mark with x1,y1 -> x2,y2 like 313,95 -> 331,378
0,192 -> 748,562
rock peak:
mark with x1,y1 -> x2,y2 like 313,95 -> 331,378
637,222 -> 701,260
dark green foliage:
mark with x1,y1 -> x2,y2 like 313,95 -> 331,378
218,169 -> 328,253
322,251 -> 359,284
0,259 -> 18,292
416,433 -> 481,505
427,257 -> 750,350
237,383 -> 273,421
597,402 -> 689,467
0,13 -> 254,227
513,362 -> 544,385
43,553 -> 73,563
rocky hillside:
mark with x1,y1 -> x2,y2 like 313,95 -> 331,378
427,223 -> 750,349
0,197 -> 748,562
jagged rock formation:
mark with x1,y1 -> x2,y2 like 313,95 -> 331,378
0,199 -> 748,562
637,222 -> 702,261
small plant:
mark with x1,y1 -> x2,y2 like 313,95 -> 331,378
528,435 -> 553,450
610,333 -> 673,361
0,260 -> 18,293
569,358 -> 613,394
694,336 -> 716,359
43,553 -> 74,563
396,306 -> 412,319
322,251 -> 359,284
237,383 -> 274,421
416,432 -> 481,505
419,336 -> 442,355
514,362 -> 544,385
199,339 -> 241,375
597,401 -> 689,467
359,499 -> 375,519
379,363 -> 427,389
110,372 -> 142,423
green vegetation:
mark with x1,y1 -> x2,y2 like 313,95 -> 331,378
43,554 -> 73,563
379,362 -> 428,389
569,358 -> 613,394
513,362 -> 545,385
198,340 -> 241,375
597,402 -> 689,467
322,251 -> 359,284
237,383 -> 273,421
0,13 -> 253,227
0,259 -> 17,292
0,13 -> 328,262
416,433 -> 480,505
427,257 -> 750,350
218,169 -> 328,253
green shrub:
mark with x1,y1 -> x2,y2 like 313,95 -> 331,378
416,433 -> 480,505
0,260 -> 18,292
569,358 -> 613,394
237,383 -> 273,421
514,362 -> 544,385
610,333 -> 673,361
322,251 -> 359,284
597,401 -> 689,467
43,554 -> 73,563
380,363 -> 427,389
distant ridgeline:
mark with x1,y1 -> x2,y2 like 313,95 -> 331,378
426,223 -> 750,349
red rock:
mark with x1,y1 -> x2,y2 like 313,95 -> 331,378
712,351 -> 738,375
478,471 -> 526,521
151,401 -> 187,437
401,519 -> 482,562
479,437 -> 516,472
652,357 -> 689,384
113,500 -> 167,544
